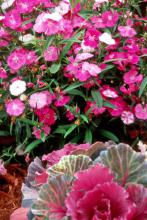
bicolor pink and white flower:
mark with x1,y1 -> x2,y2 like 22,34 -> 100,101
6,99 -> 25,116
121,111 -> 135,124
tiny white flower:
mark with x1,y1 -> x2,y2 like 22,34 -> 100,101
99,32 -> 115,45
138,141 -> 147,153
1,0 -> 15,10
20,94 -> 28,101
10,80 -> 26,96
0,16 -> 5,21
19,34 -> 35,43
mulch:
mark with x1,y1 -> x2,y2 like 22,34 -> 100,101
0,164 -> 27,220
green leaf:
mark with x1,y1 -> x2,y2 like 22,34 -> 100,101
84,129 -> 92,144
139,76 -> 147,97
103,101 -> 117,109
41,132 -> 46,142
98,129 -> 119,143
67,89 -> 85,99
81,114 -> 89,123
50,63 -> 61,74
48,155 -> 92,176
25,140 -> 42,153
64,82 -> 83,92
91,90 -> 103,108
95,143 -> 147,186
19,118 -> 38,126
0,130 -> 10,136
44,36 -> 54,50
64,124 -> 77,138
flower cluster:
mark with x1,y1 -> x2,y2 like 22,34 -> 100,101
0,0 -> 146,153
11,142 -> 147,220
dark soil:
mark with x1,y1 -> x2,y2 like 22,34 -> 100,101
0,164 -> 27,220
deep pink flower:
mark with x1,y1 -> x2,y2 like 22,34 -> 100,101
123,69 -> 143,84
107,97 -> 127,117
84,29 -> 101,48
43,46 -> 59,61
3,10 -> 22,30
66,109 -> 75,121
42,143 -> 90,165
118,26 -> 136,37
7,49 -> 27,71
121,111 -> 135,125
16,0 -> 34,14
0,67 -> 8,79
101,10 -> 119,27
6,99 -> 25,116
54,93 -> 70,107
91,16 -> 105,28
65,164 -> 131,220
35,107 -> 56,126
120,84 -> 139,95
89,102 -> 106,116
134,104 -> 147,120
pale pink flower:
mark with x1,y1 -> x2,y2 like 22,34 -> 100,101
99,32 -> 115,45
90,102 -> 106,116
118,26 -> 136,37
26,51 -> 38,65
121,111 -> 135,124
82,62 -> 101,76
91,16 -> 105,28
6,99 -> 25,116
3,10 -> 22,30
134,104 -> 147,120
75,53 -> 94,62
102,10 -> 119,27
29,91 -> 52,109
55,1 -> 70,15
43,46 -> 59,61
123,69 -> 143,84
101,86 -> 118,98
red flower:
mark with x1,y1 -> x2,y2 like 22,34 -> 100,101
65,164 -> 131,220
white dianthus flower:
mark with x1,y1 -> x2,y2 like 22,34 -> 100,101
1,0 -> 15,10
99,33 -> 115,45
10,80 -> 26,96
19,34 -> 35,43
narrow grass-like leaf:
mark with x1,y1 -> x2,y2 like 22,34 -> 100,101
139,76 -> 147,97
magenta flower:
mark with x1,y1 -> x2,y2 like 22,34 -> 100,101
3,9 -> 22,30
134,104 -> 147,120
118,26 -> 136,37
65,164 -> 131,220
7,49 -> 27,71
6,99 -> 25,116
108,97 -> 127,117
123,69 -> 143,84
101,10 -> 119,27
16,0 -> 34,14
0,67 -> 8,79
33,125 -> 51,139
43,46 -> 59,61
54,93 -> 70,107
0,160 -> 7,175
100,86 -> 118,99
84,29 -> 101,48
